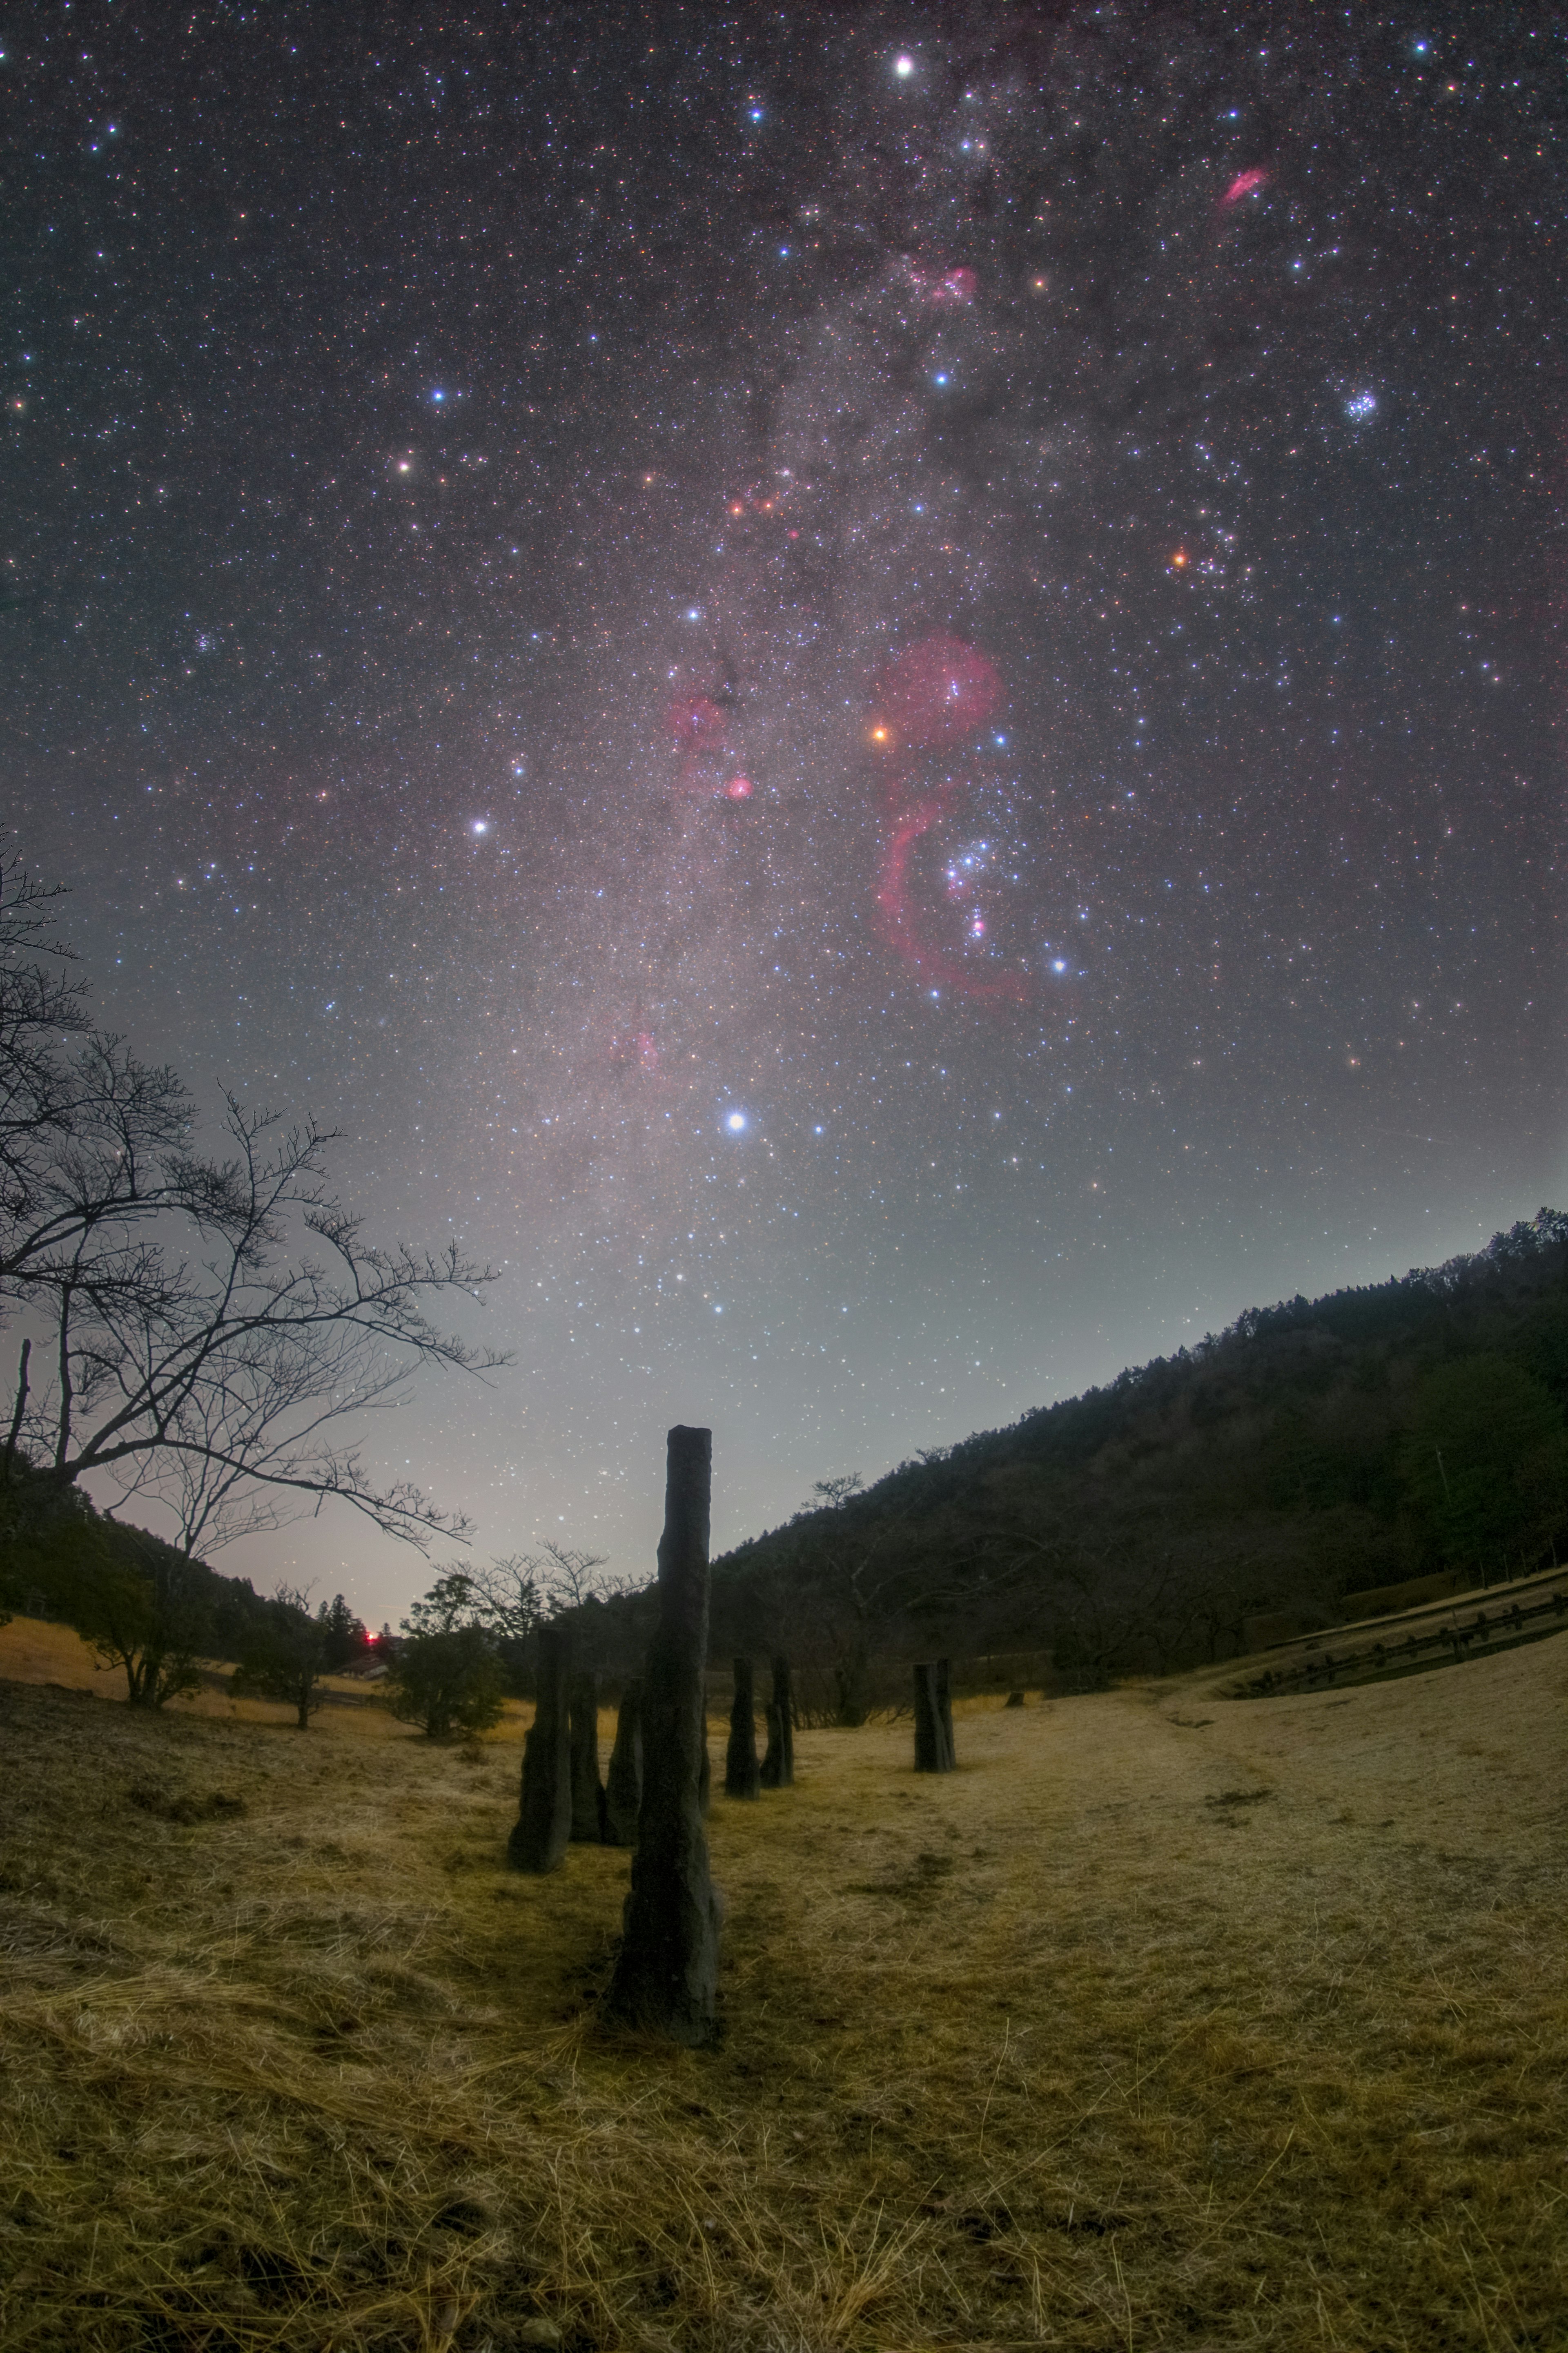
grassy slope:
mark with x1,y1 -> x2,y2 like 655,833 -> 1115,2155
1,1624 -> 1565,2351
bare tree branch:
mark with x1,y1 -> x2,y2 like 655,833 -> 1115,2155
1,861 -> 510,1551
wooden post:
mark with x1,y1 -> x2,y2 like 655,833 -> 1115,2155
913,1659 -> 956,1774
569,1670 -> 607,1842
724,1656 -> 760,1798
936,1655 -> 956,1770
760,1654 -> 795,1787
606,1427 -> 723,2043
508,1624 -> 572,1870
603,1679 -> 643,1847
913,1662 -> 942,1771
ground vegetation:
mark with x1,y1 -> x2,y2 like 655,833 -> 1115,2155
0,1618 -> 1563,2347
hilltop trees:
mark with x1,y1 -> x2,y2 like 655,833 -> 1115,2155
0,858 -> 507,1561
1404,1355 -> 1568,1577
711,1212 -> 1568,1678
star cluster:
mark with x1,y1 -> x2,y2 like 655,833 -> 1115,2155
4,7 -> 1560,1613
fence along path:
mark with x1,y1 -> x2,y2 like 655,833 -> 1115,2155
1229,1585 -> 1568,1699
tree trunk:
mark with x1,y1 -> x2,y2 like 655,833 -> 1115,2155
509,1624 -> 572,1872
604,1679 -> 643,1846
760,1653 -> 795,1787
724,1655 -> 760,1798
606,1426 -> 723,2044
569,1670 -> 607,1842
913,1659 -> 956,1773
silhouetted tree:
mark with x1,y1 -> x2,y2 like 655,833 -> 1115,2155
315,1592 -> 369,1671
33,1516 -> 209,1708
389,1573 -> 506,1740
232,1584 -> 331,1727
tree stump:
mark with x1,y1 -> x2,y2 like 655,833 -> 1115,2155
569,1670 -> 607,1842
724,1656 -> 760,1798
760,1653 -> 795,1787
603,1679 -> 643,1847
605,1426 -> 723,2045
508,1624 -> 572,1870
913,1659 -> 956,1773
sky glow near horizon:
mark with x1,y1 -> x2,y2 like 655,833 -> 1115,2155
4,8 -> 1561,1621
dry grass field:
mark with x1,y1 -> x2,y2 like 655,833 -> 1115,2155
2,1616 -> 1566,2353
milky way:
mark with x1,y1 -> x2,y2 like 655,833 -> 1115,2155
5,7 -> 1561,1615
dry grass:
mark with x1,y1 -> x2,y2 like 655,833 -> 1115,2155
2,1617 -> 1566,2351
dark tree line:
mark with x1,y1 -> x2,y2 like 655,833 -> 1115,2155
706,1213 -> 1568,1693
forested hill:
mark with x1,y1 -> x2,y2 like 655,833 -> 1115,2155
710,1211 -> 1568,1692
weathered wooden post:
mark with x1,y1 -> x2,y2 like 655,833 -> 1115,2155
936,1655 -> 956,1769
724,1656 -> 760,1798
569,1670 -> 607,1842
913,1658 -> 956,1774
509,1624 -> 572,1870
760,1653 -> 795,1788
775,1654 -> 795,1783
605,1426 -> 723,2044
603,1679 -> 643,1847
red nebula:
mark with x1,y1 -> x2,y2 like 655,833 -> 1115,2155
871,783 -> 1027,1005
873,632 -> 1004,751
724,775 -> 754,800
608,1023 -> 662,1075
1221,167 -> 1269,208
932,265 -> 977,306
665,694 -> 726,745
865,630 -> 1025,1001
896,256 -> 978,308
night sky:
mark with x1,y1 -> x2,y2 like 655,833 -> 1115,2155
6,4 -> 1562,1621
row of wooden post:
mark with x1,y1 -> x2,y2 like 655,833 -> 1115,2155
507,1425 -> 958,2043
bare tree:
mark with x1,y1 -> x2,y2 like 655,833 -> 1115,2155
458,1541 -> 626,1637
0,861 -> 508,1550
0,860 -> 91,1229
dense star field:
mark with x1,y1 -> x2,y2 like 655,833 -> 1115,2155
4,5 -> 1561,1617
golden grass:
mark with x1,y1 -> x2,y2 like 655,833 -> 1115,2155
2,1620 -> 1566,2350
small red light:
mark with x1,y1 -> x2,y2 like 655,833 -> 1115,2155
725,776 -> 754,801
